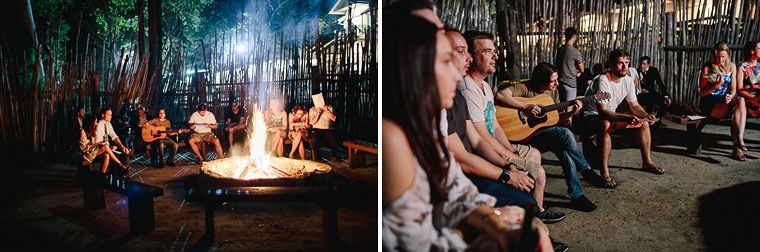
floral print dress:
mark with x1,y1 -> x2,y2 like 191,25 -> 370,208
741,62 -> 760,117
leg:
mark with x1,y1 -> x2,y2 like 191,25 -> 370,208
211,137 -> 224,159
309,130 -> 321,161
635,121 -> 660,170
155,141 -> 165,166
228,130 -> 234,148
529,149 -> 546,212
732,97 -> 747,147
468,176 -> 537,208
299,137 -> 306,160
325,130 -> 338,159
275,131 -> 285,157
527,127 -> 585,199
189,137 -> 204,162
599,120 -> 616,187
290,132 -> 303,158
162,139 -> 178,165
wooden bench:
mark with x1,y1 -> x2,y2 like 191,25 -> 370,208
185,186 -> 338,242
343,140 -> 378,169
668,115 -> 706,155
75,170 -> 164,234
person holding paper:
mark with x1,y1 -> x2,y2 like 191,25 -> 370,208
288,105 -> 310,159
309,93 -> 338,162
188,103 -> 224,164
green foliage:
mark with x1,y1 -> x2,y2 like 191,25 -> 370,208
90,0 -> 139,49
30,0 -> 74,59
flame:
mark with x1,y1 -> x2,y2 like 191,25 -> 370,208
230,104 -> 278,180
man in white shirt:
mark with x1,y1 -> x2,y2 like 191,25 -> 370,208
576,49 -> 665,189
95,107 -> 131,173
188,104 -> 224,163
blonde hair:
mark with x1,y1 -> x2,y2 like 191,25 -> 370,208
711,42 -> 732,67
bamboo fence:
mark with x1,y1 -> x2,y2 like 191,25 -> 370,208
0,4 -> 378,156
437,0 -> 760,111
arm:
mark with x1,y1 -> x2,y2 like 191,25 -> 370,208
495,88 -> 541,116
699,66 -> 724,97
627,100 -> 655,121
558,100 -> 582,124
598,103 -> 638,125
381,120 -> 416,207
471,121 -> 518,157
449,131 -> 534,192
576,62 -> 585,75
725,63 -> 739,104
738,68 -> 756,99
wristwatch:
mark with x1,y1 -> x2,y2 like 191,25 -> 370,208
497,168 -> 511,184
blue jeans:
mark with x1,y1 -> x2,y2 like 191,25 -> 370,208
468,174 -> 537,208
526,127 -> 588,199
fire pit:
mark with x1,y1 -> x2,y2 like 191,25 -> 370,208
199,156 -> 332,187
184,105 -> 340,242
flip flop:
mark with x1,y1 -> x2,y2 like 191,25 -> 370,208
600,178 -> 619,189
643,166 -> 666,175
734,141 -> 748,152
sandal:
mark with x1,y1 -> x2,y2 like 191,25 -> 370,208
642,166 -> 666,175
732,151 -> 747,161
599,178 -> 619,189
734,141 -> 748,152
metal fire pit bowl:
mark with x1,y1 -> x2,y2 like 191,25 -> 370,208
199,156 -> 333,187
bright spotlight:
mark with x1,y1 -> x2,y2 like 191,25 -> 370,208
236,43 -> 247,53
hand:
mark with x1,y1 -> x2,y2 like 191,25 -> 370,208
572,100 -> 583,112
663,97 -> 672,106
189,124 -> 196,130
122,147 -> 130,154
506,170 -> 535,192
522,104 -> 541,117
628,115 -> 641,126
724,93 -> 733,104
111,146 -> 117,151
646,114 -> 657,124
641,88 -> 650,93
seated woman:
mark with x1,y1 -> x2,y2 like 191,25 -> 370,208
738,40 -> 760,118
265,97 -> 288,157
382,14 -> 551,251
287,105 -> 310,159
699,42 -> 747,161
78,115 -> 131,173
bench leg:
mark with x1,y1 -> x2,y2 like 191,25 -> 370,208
687,124 -> 702,155
320,198 -> 338,243
348,148 -> 367,169
204,201 -> 223,239
128,196 -> 156,234
82,187 -> 106,210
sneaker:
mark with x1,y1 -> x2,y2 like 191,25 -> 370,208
166,161 -> 175,167
571,195 -> 598,212
538,208 -> 566,224
551,238 -> 569,252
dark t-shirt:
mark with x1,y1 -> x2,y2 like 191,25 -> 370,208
225,107 -> 246,125
446,90 -> 473,153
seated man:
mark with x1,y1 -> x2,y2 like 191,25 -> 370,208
637,56 -> 671,122
225,100 -> 247,148
130,108 -> 152,154
188,104 -> 224,163
495,62 -> 602,211
459,30 -> 563,223
575,49 -> 665,189
144,108 -> 187,167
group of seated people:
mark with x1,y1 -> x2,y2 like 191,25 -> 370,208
264,96 -> 340,162
382,0 -> 759,251
71,94 -> 342,173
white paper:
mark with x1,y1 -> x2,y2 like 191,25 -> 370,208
686,115 -> 706,120
312,93 -> 325,108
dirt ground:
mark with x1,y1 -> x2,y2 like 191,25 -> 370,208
542,117 -> 760,251
0,149 -> 377,252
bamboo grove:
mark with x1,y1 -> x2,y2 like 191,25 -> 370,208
0,2 -> 378,156
436,0 -> 759,112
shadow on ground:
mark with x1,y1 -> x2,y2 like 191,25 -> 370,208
699,181 -> 760,251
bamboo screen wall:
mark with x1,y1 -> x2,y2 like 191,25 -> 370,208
0,5 -> 377,155
436,0 -> 760,110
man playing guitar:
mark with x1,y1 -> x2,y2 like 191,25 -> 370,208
144,108 -> 188,167
495,62 -> 605,211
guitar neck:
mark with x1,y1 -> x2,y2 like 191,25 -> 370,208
542,96 -> 596,112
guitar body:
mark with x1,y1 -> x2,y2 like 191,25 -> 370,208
142,126 -> 168,143
496,94 -> 560,143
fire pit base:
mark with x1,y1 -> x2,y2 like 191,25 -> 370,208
185,185 -> 338,243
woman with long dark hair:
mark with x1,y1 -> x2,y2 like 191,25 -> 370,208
382,15 -> 551,251
78,115 -> 130,173
699,42 -> 747,161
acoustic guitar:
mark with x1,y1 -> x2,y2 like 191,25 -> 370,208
142,126 -> 190,143
495,92 -> 611,143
